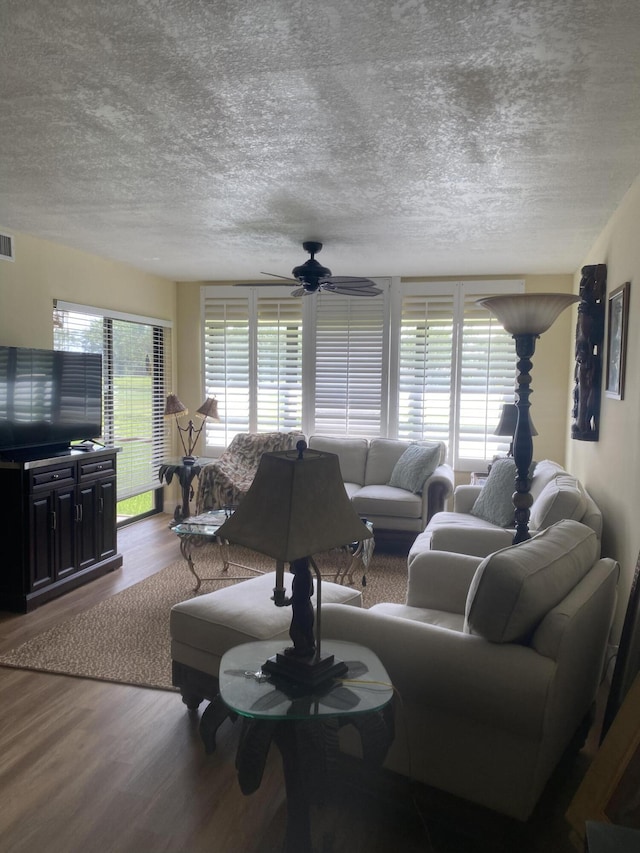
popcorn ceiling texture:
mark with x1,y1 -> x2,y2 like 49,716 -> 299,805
2,0 -> 640,281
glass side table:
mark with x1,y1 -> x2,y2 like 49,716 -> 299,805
172,509 -> 265,591
216,639 -> 394,853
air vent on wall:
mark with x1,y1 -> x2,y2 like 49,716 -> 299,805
0,232 -> 15,261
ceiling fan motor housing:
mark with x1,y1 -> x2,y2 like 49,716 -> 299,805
292,257 -> 332,290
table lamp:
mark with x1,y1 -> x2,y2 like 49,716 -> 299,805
216,440 -> 372,688
494,403 -> 538,457
477,293 -> 580,543
164,394 -> 220,463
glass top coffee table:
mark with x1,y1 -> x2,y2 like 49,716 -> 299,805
172,509 -> 265,591
173,511 -> 375,592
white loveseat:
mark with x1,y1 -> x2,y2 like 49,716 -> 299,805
323,519 -> 619,820
409,458 -> 602,563
307,435 -> 454,535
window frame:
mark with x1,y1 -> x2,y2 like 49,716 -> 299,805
201,278 -> 523,468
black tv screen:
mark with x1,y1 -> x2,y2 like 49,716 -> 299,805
0,347 -> 103,458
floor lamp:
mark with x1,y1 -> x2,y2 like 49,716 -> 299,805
478,293 -> 580,544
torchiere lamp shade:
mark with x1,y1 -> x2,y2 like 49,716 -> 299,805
216,445 -> 372,561
476,293 -> 580,336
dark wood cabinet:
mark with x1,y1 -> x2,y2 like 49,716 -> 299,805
0,448 -> 123,612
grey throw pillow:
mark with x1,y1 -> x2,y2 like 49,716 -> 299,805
470,457 -> 518,527
388,443 -> 441,494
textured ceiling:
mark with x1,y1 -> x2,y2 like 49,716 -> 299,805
2,0 -> 640,283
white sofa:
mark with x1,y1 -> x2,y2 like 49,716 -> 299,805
307,435 -> 454,534
323,519 -> 619,820
409,458 -> 602,563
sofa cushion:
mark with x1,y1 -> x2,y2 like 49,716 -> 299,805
469,457 -> 517,527
464,520 -> 599,644
308,435 -> 368,485
352,484 -> 423,519
388,443 -> 441,494
529,474 -> 587,530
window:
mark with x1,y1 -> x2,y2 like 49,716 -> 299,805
53,301 -> 172,519
393,281 -> 524,469
201,279 -> 522,467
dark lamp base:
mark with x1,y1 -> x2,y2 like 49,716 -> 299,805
262,652 -> 348,689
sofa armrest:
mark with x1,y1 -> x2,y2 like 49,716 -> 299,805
452,484 -> 483,513
406,550 -> 482,613
322,605 -> 554,735
429,526 -> 514,558
422,464 -> 455,524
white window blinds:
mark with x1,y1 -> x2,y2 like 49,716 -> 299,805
312,289 -> 389,437
202,289 -> 303,447
201,278 -> 521,466
396,281 -> 524,467
203,296 -> 251,446
53,302 -> 172,501
397,291 -> 455,444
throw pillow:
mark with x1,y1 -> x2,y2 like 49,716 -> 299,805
464,519 -> 598,643
388,443 -> 441,494
470,456 -> 518,527
529,474 -> 587,530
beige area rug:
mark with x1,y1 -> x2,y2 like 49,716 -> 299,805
0,546 -> 409,691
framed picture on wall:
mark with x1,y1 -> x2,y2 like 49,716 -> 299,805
605,282 -> 630,400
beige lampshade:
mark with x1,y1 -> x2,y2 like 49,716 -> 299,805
494,403 -> 538,437
477,293 -> 580,336
164,393 -> 188,417
216,445 -> 372,562
196,397 -> 220,421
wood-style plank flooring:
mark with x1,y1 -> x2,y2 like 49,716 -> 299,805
0,514 -> 596,853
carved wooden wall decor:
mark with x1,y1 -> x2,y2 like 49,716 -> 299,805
572,263 -> 606,441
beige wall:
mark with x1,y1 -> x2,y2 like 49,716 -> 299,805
0,229 -> 181,475
566,174 -> 640,637
0,231 -> 176,347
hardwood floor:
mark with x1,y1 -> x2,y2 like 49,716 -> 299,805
0,514 -> 596,853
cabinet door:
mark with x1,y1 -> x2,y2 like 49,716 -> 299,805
54,486 -> 78,579
97,477 -> 118,560
29,494 -> 55,590
77,482 -> 100,571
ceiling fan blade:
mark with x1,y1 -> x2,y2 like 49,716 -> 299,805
259,271 -> 299,283
291,287 -> 309,297
325,276 -> 378,287
322,283 -> 382,297
235,281 -> 296,287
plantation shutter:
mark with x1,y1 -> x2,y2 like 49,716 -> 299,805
312,289 -> 388,437
256,297 -> 303,433
203,296 -> 251,447
397,291 -> 455,444
457,290 -> 519,463
53,302 -> 172,501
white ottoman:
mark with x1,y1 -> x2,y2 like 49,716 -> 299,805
171,571 -> 362,712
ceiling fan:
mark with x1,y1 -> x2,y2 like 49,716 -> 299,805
236,241 -> 383,297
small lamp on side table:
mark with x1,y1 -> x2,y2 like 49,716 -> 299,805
162,394 -> 221,521
164,394 -> 220,463
494,403 -> 538,457
216,440 -> 373,689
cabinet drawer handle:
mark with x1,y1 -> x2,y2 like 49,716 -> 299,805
52,473 -> 59,480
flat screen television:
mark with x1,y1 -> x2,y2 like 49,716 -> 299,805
0,346 -> 103,460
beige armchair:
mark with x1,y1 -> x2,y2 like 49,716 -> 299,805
195,431 -> 304,514
323,520 -> 618,820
